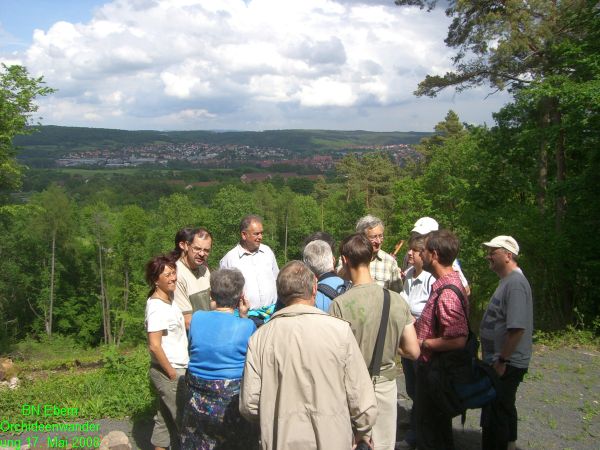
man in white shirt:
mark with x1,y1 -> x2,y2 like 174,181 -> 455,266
220,215 -> 279,326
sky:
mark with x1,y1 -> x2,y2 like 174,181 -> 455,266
0,0 -> 512,132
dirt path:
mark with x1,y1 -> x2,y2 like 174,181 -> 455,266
396,345 -> 600,450
7,345 -> 595,450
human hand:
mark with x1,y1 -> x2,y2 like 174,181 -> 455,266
493,360 -> 506,377
238,295 -> 250,318
167,367 -> 177,381
352,436 -> 373,450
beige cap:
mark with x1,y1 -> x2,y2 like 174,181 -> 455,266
483,235 -> 519,255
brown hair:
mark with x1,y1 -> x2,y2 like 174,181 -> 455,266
425,230 -> 459,266
144,254 -> 177,297
340,233 -> 373,268
408,234 -> 427,252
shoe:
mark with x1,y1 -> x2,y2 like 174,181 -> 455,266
395,441 -> 416,450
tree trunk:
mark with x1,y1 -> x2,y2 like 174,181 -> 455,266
284,210 -> 289,263
320,203 -> 324,231
116,267 -> 129,347
537,98 -> 551,213
551,102 -> 567,231
98,244 -> 113,344
46,228 -> 56,338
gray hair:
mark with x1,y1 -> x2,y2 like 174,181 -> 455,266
303,240 -> 334,276
210,268 -> 245,308
277,261 -> 316,305
355,214 -> 384,234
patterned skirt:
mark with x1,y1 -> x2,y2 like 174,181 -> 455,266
181,372 -> 259,450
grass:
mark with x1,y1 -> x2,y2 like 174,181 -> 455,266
533,325 -> 600,350
1,338 -> 154,423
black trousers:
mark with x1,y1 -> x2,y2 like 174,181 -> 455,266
415,362 -> 455,450
481,365 -> 527,450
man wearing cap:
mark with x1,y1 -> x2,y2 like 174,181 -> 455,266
480,236 -> 533,450
410,216 -> 470,296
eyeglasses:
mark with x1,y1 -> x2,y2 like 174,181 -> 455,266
367,234 -> 384,241
190,246 -> 210,254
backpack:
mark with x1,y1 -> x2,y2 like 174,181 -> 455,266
316,273 -> 351,301
424,284 -> 499,422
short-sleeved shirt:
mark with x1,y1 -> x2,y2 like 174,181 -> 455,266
173,259 -> 211,315
402,267 -> 435,319
480,268 -> 533,369
145,298 -> 189,368
188,310 -> 256,380
370,250 -> 403,293
329,282 -> 412,381
219,243 -> 279,309
415,272 -> 469,362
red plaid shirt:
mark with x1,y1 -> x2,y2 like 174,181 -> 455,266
415,271 -> 469,362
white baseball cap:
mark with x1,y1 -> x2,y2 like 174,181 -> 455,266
482,235 -> 520,256
412,217 -> 439,235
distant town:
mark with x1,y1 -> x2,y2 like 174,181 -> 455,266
55,142 -> 419,170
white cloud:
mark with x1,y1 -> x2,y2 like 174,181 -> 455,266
0,0 -> 511,131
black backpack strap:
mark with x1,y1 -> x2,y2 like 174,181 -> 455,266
432,284 -> 470,334
369,289 -> 391,377
317,283 -> 342,300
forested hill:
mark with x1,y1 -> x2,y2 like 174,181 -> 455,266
14,125 -> 432,156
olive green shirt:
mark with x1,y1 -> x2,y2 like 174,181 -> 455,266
329,282 -> 412,381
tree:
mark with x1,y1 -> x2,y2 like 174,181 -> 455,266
394,0 -> 599,230
29,184 -> 73,337
0,64 -> 54,192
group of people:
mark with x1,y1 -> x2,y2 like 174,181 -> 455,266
143,213 -> 533,450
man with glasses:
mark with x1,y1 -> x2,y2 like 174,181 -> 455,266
173,227 -> 213,329
341,214 -> 403,292
220,215 -> 279,326
480,236 -> 533,450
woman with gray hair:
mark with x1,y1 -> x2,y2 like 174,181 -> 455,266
181,268 -> 258,450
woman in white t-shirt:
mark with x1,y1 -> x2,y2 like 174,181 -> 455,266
144,255 -> 189,450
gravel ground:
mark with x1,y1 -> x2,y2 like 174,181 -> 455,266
3,345 -> 597,450
396,345 -> 600,450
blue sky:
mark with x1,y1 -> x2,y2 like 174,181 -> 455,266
1,0 -> 104,49
0,0 -> 511,132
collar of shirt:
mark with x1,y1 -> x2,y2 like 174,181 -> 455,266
235,243 -> 264,258
374,249 -> 384,261
411,269 -> 433,285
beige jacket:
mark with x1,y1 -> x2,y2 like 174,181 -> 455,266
240,304 -> 377,450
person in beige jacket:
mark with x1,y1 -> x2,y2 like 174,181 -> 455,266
240,260 -> 378,450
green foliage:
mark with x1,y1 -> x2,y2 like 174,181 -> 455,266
0,345 -> 153,422
1,64 -> 54,192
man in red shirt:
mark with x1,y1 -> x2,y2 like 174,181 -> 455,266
414,229 -> 469,450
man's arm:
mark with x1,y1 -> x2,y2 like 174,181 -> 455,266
398,321 -> 420,360
493,328 -> 525,376
173,278 -> 193,330
239,337 -> 261,422
420,335 -> 467,352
